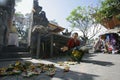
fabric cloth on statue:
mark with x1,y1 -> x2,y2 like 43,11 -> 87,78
8,33 -> 19,46
10,25 -> 17,33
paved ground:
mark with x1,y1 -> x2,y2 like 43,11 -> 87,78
0,53 -> 120,80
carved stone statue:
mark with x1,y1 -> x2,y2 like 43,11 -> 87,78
0,0 -> 15,51
30,0 -> 49,58
62,29 -> 72,36
33,0 -> 49,27
0,9 -> 6,50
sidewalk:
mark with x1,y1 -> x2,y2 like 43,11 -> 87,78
0,53 -> 120,80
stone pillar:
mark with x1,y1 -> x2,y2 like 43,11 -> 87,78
0,9 -> 8,51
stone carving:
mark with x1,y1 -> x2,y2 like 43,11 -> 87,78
0,9 -> 6,50
62,29 -> 72,36
33,0 -> 49,27
31,25 -> 48,57
0,0 -> 15,19
0,0 -> 15,51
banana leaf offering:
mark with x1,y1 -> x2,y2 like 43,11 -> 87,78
63,66 -> 70,72
0,61 -> 56,78
46,68 -> 56,77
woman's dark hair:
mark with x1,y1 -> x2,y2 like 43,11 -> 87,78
73,32 -> 78,36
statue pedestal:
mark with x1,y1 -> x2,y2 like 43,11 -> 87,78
8,33 -> 19,46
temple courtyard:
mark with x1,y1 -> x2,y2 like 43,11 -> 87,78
0,52 -> 120,80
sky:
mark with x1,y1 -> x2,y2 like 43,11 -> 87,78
15,0 -> 107,38
15,0 -> 100,28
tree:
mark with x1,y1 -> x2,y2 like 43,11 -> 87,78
95,0 -> 120,22
16,0 -> 22,3
14,12 -> 24,37
66,6 -> 102,44
14,12 -> 30,43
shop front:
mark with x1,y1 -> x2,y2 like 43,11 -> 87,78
94,32 -> 120,54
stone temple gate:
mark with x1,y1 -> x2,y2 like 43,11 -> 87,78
0,0 -> 15,51
0,0 -> 69,59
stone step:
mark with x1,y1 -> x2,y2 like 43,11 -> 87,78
0,57 -> 32,61
0,52 -> 31,60
2,46 -> 29,52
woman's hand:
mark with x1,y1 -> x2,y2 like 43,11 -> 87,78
61,46 -> 68,52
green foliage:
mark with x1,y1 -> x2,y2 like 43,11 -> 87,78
15,12 -> 24,17
95,0 -> 120,22
15,12 -> 29,42
116,14 -> 120,20
66,6 -> 89,28
66,6 -> 100,42
15,0 -> 22,3
15,0 -> 22,6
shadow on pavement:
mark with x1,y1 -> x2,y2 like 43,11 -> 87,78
44,53 -> 98,64
0,67 -> 99,80
53,67 -> 99,80
81,59 -> 114,67
82,53 -> 98,60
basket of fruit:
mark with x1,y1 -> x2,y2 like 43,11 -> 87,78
71,49 -> 84,62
